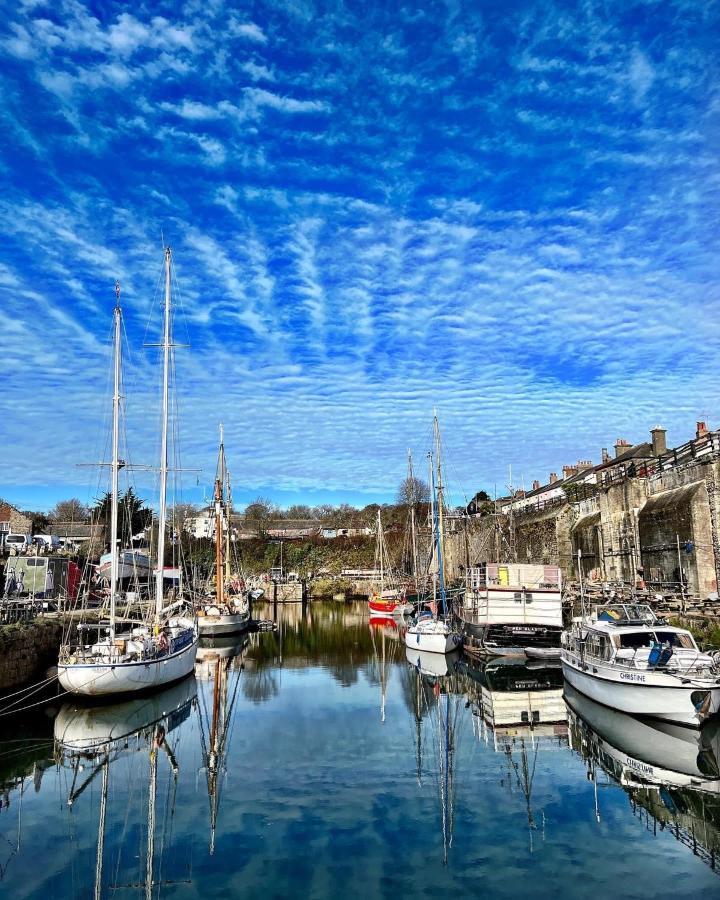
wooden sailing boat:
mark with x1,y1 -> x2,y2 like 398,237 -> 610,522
195,426 -> 250,635
58,251 -> 198,696
404,415 -> 462,654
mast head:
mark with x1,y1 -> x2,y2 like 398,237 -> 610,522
115,280 -> 121,308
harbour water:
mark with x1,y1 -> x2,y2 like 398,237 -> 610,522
1,601 -> 719,899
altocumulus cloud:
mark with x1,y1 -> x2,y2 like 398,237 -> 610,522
0,0 -> 719,511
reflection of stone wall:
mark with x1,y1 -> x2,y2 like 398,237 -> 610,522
0,619 -> 64,690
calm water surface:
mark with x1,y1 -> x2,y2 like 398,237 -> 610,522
1,601 -> 719,899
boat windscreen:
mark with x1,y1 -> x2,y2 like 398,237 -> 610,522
653,631 -> 695,649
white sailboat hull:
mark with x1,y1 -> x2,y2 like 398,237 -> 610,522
404,620 -> 461,654
197,611 -> 250,636
59,635 -> 198,697
561,651 -> 720,727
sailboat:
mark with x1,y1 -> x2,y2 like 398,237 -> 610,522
368,509 -> 412,615
58,251 -> 198,696
195,427 -> 251,636
404,416 -> 462,654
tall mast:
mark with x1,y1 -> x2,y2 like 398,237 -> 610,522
109,282 -> 122,642
434,414 -> 445,571
377,509 -> 384,595
214,424 -> 225,606
428,451 -> 437,605
408,449 -> 419,582
155,248 -> 172,618
433,415 -> 447,615
225,470 -> 232,583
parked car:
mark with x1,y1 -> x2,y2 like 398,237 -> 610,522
5,533 -> 34,553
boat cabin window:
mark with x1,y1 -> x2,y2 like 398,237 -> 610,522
616,631 -> 696,650
618,632 -> 654,649
653,631 -> 695,650
585,632 -> 613,660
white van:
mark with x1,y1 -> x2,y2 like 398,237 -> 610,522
5,533 -> 34,552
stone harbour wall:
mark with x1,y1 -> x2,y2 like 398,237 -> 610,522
0,619 -> 65,691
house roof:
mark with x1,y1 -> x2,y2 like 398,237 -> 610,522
0,502 -> 28,522
595,442 -> 653,471
50,522 -> 104,539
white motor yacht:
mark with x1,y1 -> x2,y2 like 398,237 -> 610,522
561,603 -> 720,727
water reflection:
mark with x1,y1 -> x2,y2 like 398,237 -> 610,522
461,656 -> 568,851
404,645 -> 466,864
54,678 -> 197,899
1,601 -> 719,898
195,637 -> 249,855
566,684 -> 720,876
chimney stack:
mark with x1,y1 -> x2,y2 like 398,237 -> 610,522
697,420 -> 708,440
562,465 -> 579,480
549,472 -> 558,484
576,459 -> 593,471
651,426 -> 667,457
532,479 -> 540,491
614,438 -> 631,457
601,447 -> 610,464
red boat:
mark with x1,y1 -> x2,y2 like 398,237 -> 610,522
368,589 -> 413,616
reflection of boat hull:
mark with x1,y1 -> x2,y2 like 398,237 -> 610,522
58,622 -> 198,696
406,646 -> 460,678
565,683 -> 720,790
562,653 -> 720,727
461,655 -> 564,691
525,646 -> 561,660
54,675 -> 197,752
369,614 -> 397,627
461,657 -> 567,735
197,611 -> 250,636
404,619 -> 461,654
197,635 -> 249,661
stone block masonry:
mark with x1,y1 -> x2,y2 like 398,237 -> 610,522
0,619 -> 65,691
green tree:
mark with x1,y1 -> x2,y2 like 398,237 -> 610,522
94,488 -> 152,545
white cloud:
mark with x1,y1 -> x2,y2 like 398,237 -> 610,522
230,21 -> 267,43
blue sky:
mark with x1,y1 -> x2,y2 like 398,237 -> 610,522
1,0 -> 719,513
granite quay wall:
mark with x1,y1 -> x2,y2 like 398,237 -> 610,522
0,618 -> 65,691
458,452 -> 720,611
